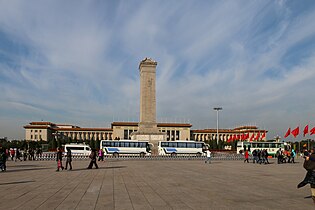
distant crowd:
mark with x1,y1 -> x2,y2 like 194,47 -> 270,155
242,148 -> 297,164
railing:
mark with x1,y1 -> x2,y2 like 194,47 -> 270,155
31,152 -> 245,161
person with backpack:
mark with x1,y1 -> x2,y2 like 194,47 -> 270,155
87,149 -> 99,169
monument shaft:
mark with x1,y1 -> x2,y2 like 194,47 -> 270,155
138,58 -> 159,133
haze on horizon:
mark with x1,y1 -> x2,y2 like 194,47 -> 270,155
1,0 -> 315,140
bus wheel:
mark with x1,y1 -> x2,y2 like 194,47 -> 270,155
140,152 -> 145,158
196,152 -> 202,157
113,152 -> 119,158
171,152 -> 176,157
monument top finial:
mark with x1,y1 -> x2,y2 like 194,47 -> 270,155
139,57 -> 157,69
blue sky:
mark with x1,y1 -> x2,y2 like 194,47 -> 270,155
1,0 -> 315,140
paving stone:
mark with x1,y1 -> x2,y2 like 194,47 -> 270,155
0,158 -> 313,209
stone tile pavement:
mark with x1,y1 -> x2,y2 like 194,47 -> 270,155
0,158 -> 313,209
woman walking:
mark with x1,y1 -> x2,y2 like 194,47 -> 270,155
56,147 -> 64,172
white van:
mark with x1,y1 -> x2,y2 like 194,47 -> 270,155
64,144 -> 91,155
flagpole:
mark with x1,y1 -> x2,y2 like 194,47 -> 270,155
213,107 -> 222,148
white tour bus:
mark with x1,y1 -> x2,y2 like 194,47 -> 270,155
100,140 -> 152,157
158,140 -> 208,156
64,144 -> 91,155
236,141 -> 290,156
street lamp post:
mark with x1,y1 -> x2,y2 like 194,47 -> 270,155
213,107 -> 223,148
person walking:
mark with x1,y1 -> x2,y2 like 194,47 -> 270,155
10,148 -> 15,161
244,150 -> 249,163
98,149 -> 104,161
297,147 -> 315,204
15,148 -> 22,162
0,148 -> 6,172
205,149 -> 211,164
291,149 -> 296,163
277,148 -> 283,164
87,149 -> 98,169
56,147 -> 64,172
65,148 -> 72,170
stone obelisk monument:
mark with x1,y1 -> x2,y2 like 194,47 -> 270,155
131,58 -> 165,155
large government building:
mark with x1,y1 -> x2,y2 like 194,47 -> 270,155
24,121 -> 267,143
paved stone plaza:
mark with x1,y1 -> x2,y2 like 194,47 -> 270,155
0,158 -> 313,209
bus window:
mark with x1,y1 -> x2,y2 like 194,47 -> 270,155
187,143 -> 195,148
262,143 -> 268,148
257,143 -> 262,148
161,142 -> 168,147
252,143 -> 257,148
178,142 -> 186,148
196,143 -> 203,148
114,142 -> 119,147
169,142 -> 177,147
67,147 -> 84,151
139,142 -> 147,148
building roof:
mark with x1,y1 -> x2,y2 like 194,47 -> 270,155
111,122 -> 192,128
191,128 -> 268,134
24,125 -> 54,130
55,127 -> 113,132
29,121 -> 56,126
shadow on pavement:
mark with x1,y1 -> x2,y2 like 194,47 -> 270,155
4,167 -> 52,173
65,165 -> 127,172
0,180 -> 35,186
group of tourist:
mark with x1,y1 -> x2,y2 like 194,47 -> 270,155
242,148 -> 297,165
6,148 -> 43,162
276,148 -> 296,164
243,149 -> 270,164
55,148 -> 105,172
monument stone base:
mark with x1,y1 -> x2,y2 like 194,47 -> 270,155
131,133 -> 166,156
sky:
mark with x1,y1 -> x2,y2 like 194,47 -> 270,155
0,0 -> 315,141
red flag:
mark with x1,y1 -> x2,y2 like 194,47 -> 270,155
232,135 -> 236,141
241,134 -> 245,141
310,127 -> 315,135
291,126 -> 299,138
261,131 -> 266,140
245,133 -> 249,140
255,132 -> 260,140
304,125 -> 309,137
284,128 -> 291,138
227,135 -> 232,143
249,133 -> 254,142
236,135 -> 240,140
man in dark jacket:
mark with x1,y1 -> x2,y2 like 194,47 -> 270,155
0,148 -> 6,171
65,148 -> 72,170
87,149 -> 98,169
297,148 -> 315,204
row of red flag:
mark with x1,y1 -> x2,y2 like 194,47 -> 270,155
284,125 -> 315,138
226,131 -> 266,143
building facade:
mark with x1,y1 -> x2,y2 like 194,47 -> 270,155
24,122 -> 267,144
191,126 -> 267,142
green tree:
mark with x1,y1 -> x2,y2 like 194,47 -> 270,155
51,138 -> 57,150
96,139 -> 100,150
90,139 -> 95,149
